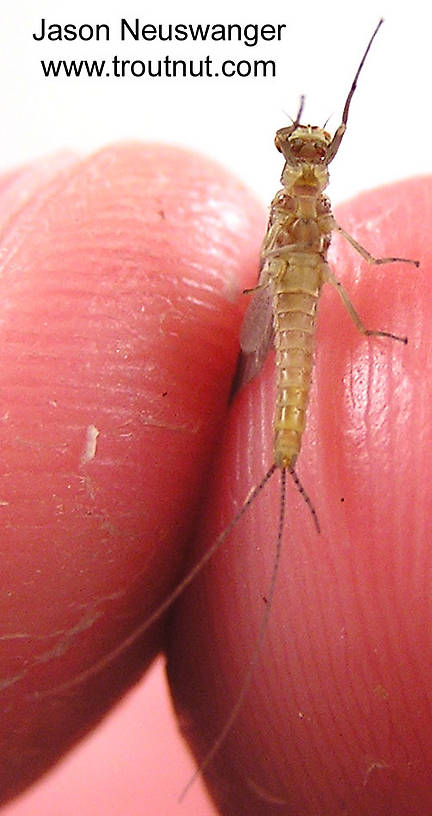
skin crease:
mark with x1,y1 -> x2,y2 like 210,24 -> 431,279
0,149 -> 430,814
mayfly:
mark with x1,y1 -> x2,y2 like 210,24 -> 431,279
174,17 -> 420,796
43,16 -> 418,796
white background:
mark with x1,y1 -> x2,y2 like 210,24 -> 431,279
2,1 -> 430,814
2,0 -> 431,206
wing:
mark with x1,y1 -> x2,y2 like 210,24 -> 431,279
240,283 -> 274,354
231,279 -> 275,398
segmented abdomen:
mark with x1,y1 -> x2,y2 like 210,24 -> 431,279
272,257 -> 324,468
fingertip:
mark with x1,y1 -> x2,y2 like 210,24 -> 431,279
0,143 -> 265,803
168,176 -> 432,815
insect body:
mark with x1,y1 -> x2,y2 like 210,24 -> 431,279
246,129 -> 334,471
240,19 -> 418,487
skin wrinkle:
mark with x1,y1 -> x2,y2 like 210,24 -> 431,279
0,591 -> 126,694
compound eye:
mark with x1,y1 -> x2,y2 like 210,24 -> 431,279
275,133 -> 290,154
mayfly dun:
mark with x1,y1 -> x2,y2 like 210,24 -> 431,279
172,17 -> 419,796
42,16 -> 418,799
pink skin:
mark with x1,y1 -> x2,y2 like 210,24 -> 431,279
168,177 -> 432,815
0,149 -> 430,815
0,144 -> 263,808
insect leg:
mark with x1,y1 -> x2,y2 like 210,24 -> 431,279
325,263 -> 407,344
333,222 -> 419,268
242,280 -> 269,295
265,243 -> 315,259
